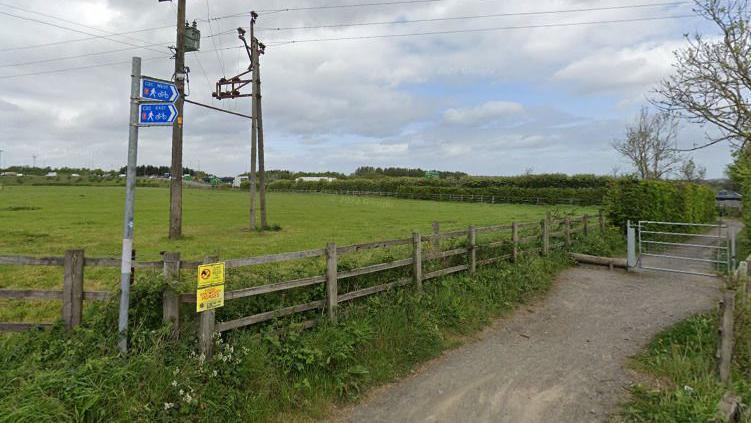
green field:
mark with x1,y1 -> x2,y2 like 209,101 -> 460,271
0,185 -> 594,322
0,185 -> 593,260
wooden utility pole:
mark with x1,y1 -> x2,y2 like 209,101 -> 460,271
169,0 -> 186,239
256,43 -> 267,229
249,13 -> 258,230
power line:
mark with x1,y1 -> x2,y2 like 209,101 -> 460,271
0,24 -> 173,53
205,0 -> 227,77
184,98 -> 252,119
0,10 -> 167,55
0,2 -> 156,46
257,1 -> 690,32
0,55 -> 169,80
264,14 -> 697,46
0,40 -> 171,68
204,0 -> 442,22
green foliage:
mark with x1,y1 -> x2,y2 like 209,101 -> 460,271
269,174 -> 612,205
604,177 -> 717,229
0,254 -> 568,421
622,300 -> 751,422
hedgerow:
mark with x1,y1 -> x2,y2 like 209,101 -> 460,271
603,177 -> 716,229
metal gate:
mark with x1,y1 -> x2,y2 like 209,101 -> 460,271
627,220 -> 735,278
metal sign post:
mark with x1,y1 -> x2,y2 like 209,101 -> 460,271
118,59 -> 181,354
118,57 -> 141,354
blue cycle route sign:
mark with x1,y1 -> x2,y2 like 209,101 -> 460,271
138,103 -> 177,126
140,77 -> 179,102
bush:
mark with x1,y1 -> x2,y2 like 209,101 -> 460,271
268,174 -> 611,205
604,177 -> 716,229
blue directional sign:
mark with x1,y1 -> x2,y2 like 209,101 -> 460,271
138,103 -> 177,126
140,77 -> 179,103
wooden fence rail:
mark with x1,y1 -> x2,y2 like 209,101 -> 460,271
1,212 -> 607,359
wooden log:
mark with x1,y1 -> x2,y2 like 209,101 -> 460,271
337,258 -> 413,280
0,289 -> 63,299
512,222 -> 519,263
423,264 -> 468,280
217,300 -> 324,332
0,322 -> 54,332
0,255 -> 64,266
326,243 -> 338,322
425,247 -> 467,260
162,252 -> 181,338
224,275 -> 326,301
336,237 -> 411,255
338,277 -> 412,303
477,255 -> 511,266
570,253 -> 627,269
717,290 -> 736,385
224,248 -> 325,268
413,232 -> 423,291
468,226 -> 477,274
62,249 -> 84,330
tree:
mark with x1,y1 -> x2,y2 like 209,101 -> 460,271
654,0 -> 751,150
613,107 -> 683,179
679,158 -> 707,181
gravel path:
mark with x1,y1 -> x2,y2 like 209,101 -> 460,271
336,260 -> 724,422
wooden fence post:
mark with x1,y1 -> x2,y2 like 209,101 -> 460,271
717,290 -> 736,385
599,210 -> 606,234
413,232 -> 423,290
468,226 -> 477,273
541,213 -> 550,256
512,222 -> 519,263
62,249 -> 84,330
582,215 -> 589,236
199,256 -> 217,359
432,221 -> 440,252
162,252 -> 181,338
564,217 -> 572,248
326,242 -> 338,323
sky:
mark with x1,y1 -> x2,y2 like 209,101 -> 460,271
0,0 -> 736,177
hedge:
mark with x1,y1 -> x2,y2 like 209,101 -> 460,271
266,175 -> 611,205
604,178 -> 717,229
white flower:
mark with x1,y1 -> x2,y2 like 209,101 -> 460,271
171,380 -> 178,387
184,393 -> 193,403
163,402 -> 175,410
179,389 -> 184,396
172,368 -> 180,376
212,370 -> 218,377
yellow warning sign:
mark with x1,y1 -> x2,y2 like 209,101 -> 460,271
196,285 -> 224,312
197,262 -> 225,288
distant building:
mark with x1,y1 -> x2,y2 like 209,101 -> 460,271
296,176 -> 337,182
1,172 -> 17,177
46,172 -> 57,177
717,190 -> 742,209
233,175 -> 248,188
71,173 -> 80,177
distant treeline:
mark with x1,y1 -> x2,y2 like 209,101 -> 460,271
268,174 -> 613,205
117,165 -> 197,177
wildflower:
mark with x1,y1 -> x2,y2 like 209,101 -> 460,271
212,370 -> 218,377
171,380 -> 178,387
179,389 -> 184,396
163,402 -> 175,410
172,368 -> 180,376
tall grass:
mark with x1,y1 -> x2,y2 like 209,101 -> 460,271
0,252 -> 571,422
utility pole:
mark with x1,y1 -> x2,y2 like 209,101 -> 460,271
256,39 -> 267,229
32,155 -> 37,168
249,12 -> 258,230
0,149 -> 4,170
169,0 -> 186,239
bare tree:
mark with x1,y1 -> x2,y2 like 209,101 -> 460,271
679,158 -> 708,181
613,107 -> 683,179
654,0 -> 751,150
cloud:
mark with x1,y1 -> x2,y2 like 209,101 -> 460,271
443,101 -> 524,125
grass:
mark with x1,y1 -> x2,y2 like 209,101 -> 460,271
0,186 -> 594,323
0,252 -> 572,422
621,299 -> 751,422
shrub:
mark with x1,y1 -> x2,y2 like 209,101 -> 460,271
604,177 -> 716,229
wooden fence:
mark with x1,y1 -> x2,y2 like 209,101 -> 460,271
0,212 -> 606,358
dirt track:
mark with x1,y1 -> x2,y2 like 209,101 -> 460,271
336,263 -> 722,422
